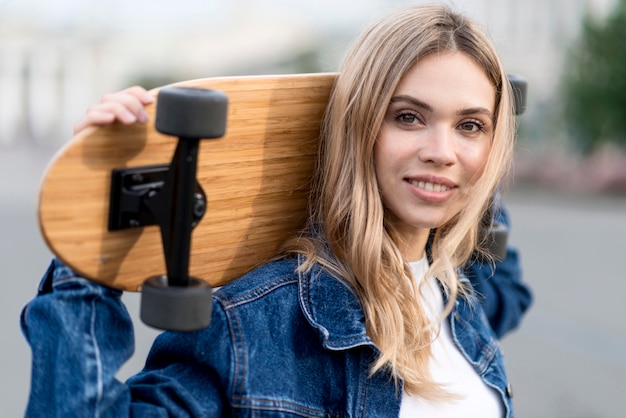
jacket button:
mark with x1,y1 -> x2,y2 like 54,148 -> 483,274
507,383 -> 513,398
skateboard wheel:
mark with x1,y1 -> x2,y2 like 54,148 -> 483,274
155,87 -> 228,139
140,275 -> 213,331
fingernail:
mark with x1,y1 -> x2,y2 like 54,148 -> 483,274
122,111 -> 137,124
138,110 -> 149,123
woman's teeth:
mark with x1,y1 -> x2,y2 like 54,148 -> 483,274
410,180 -> 450,192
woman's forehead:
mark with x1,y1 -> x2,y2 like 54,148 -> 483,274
393,52 -> 496,114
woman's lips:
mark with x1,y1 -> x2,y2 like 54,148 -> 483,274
404,176 -> 457,202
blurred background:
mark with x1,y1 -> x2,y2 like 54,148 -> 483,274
1,0 -> 625,416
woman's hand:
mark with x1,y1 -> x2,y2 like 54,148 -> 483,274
73,86 -> 155,135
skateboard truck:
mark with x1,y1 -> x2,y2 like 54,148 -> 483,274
108,86 -> 228,331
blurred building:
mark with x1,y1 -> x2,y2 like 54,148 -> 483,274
0,0 -> 619,147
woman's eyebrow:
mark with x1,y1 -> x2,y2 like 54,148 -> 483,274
457,107 -> 494,119
390,95 -> 493,119
390,95 -> 432,112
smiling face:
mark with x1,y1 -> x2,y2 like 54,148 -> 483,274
374,52 -> 496,260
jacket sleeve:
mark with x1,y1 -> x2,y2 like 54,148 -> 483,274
20,258 -> 230,417
463,204 -> 533,339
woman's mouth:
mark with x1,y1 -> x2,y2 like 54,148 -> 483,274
404,176 -> 456,203
408,180 -> 451,192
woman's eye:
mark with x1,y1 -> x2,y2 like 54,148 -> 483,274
459,120 -> 485,133
395,111 -> 421,125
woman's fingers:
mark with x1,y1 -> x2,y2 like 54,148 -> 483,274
73,86 -> 155,135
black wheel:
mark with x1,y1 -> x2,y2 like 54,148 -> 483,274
140,275 -> 213,331
155,87 -> 228,139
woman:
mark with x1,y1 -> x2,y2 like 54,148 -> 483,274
22,4 -> 531,417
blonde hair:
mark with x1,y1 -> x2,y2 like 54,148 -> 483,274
283,4 -> 515,398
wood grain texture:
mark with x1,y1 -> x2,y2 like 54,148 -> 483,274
39,73 -> 336,291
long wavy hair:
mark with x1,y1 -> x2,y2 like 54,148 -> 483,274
283,4 -> 515,399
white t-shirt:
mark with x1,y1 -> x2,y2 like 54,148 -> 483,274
399,256 -> 503,418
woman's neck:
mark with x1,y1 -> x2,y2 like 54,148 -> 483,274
397,228 -> 431,262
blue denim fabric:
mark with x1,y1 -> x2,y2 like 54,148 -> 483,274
463,205 -> 533,338
21,260 -> 134,417
22,255 -> 516,417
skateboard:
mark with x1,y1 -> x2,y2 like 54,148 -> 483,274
38,73 -> 527,331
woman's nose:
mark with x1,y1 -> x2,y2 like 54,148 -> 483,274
417,126 -> 456,166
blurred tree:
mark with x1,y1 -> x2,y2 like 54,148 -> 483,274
562,0 -> 626,152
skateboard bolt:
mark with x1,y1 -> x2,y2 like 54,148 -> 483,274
193,193 -> 206,218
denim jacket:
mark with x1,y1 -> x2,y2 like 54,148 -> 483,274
21,249 -> 521,417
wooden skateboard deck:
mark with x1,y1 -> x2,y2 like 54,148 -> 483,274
38,73 -> 336,291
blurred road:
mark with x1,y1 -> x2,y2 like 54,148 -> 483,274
1,145 -> 625,417
502,186 -> 626,417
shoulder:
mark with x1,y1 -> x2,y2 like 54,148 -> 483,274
207,256 -> 369,350
214,257 -> 301,307
210,257 -> 309,332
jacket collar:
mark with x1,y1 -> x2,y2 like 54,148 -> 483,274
296,255 -> 375,351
